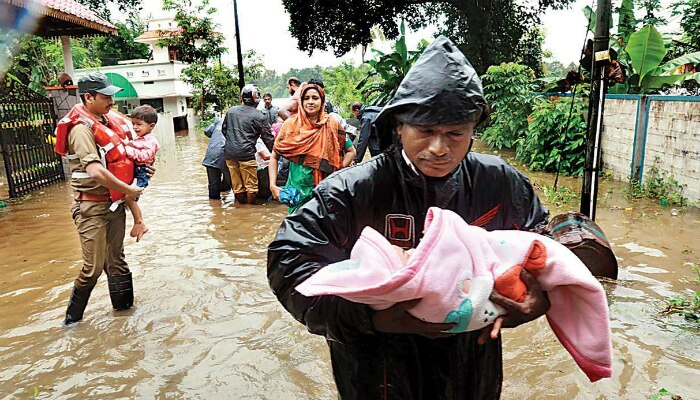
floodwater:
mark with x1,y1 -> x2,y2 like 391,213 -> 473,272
1,134 -> 698,399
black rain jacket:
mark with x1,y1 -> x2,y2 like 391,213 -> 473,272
353,105 -> 382,163
267,36 -> 548,400
267,149 -> 548,400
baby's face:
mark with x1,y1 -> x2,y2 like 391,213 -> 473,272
132,118 -> 154,137
392,246 -> 414,264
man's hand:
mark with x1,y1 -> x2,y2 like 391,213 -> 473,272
145,165 -> 156,178
478,269 -> 550,344
126,184 -> 144,200
372,299 -> 456,339
86,162 -> 145,198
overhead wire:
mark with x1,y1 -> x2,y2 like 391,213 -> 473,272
552,0 -> 597,191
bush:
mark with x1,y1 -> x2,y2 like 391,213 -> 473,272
627,156 -> 689,206
196,116 -> 216,131
516,95 -> 587,176
481,63 -> 538,149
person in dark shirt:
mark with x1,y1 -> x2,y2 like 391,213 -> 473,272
202,118 -> 232,199
260,93 -> 279,126
346,101 -> 362,131
222,84 -> 274,204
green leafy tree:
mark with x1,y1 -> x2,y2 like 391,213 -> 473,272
639,0 -> 667,26
184,64 -> 236,116
543,60 -> 578,78
407,2 -> 550,74
322,62 -> 367,117
187,50 -> 264,118
75,0 -> 142,20
543,60 -> 566,77
241,50 -> 266,83
158,0 -> 225,65
584,2 -> 700,93
518,27 -> 547,75
250,63 -> 369,112
81,19 -> 150,66
251,65 -> 346,100
280,0 -> 575,74
616,0 -> 637,41
481,63 -> 538,149
250,68 -> 284,98
673,0 -> 700,51
4,36 -> 99,93
251,66 -> 325,98
286,66 -> 326,83
158,0 -> 227,116
668,0 -> 700,92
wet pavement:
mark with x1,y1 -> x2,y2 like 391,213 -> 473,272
1,134 -> 698,399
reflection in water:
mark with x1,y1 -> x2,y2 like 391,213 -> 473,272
619,242 -> 667,258
1,135 -> 698,399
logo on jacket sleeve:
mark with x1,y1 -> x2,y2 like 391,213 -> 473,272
470,204 -> 501,228
384,214 -> 415,249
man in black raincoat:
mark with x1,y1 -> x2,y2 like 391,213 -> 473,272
267,37 -> 551,400
353,104 -> 383,164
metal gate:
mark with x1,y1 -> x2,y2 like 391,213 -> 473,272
0,80 -> 64,198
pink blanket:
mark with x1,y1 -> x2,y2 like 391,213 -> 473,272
296,207 -> 612,382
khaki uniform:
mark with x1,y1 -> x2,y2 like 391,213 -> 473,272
67,123 -> 129,289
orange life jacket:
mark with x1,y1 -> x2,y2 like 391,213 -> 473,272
55,104 -> 135,203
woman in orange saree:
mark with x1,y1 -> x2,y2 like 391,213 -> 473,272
268,83 -> 356,212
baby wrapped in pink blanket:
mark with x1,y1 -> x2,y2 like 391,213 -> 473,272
296,207 -> 612,382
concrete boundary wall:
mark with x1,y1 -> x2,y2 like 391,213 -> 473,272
600,98 -> 637,181
601,95 -> 700,203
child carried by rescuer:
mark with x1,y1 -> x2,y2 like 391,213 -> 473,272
124,105 -> 160,241
295,207 -> 613,383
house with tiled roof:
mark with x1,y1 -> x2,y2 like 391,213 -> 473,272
0,0 -> 117,78
0,0 -> 118,198
73,17 -> 195,133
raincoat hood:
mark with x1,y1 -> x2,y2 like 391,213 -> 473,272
375,36 -> 488,148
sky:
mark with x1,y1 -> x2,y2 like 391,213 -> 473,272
133,0 -> 682,74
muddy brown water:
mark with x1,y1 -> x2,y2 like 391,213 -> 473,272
1,135 -> 698,399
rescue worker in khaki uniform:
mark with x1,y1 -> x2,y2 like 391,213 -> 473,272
61,73 -> 144,325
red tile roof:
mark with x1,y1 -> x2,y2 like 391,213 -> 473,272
43,0 -> 115,28
0,0 -> 117,36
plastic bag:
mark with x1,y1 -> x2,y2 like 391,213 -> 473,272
279,186 -> 302,207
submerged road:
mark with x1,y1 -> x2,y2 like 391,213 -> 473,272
1,132 -> 698,399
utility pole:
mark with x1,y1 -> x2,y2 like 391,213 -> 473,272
233,0 -> 245,91
580,0 -> 612,220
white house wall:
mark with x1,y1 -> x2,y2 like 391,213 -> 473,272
152,45 -> 169,63
74,62 -> 192,118
174,79 -> 192,98
163,97 -> 178,115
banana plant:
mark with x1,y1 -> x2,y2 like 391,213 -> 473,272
623,25 -> 700,93
582,2 -> 699,94
356,21 -> 427,106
